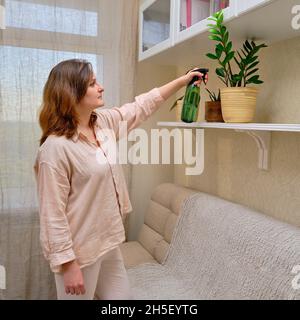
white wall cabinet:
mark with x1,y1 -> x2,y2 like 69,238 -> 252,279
139,0 -> 236,61
174,0 -> 236,44
139,0 -> 175,61
139,0 -> 298,63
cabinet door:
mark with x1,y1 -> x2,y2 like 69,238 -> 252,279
175,0 -> 235,44
139,0 -> 174,61
237,0 -> 273,15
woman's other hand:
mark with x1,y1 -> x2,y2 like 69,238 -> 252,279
62,260 -> 86,295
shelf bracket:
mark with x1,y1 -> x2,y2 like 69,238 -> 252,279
235,130 -> 271,170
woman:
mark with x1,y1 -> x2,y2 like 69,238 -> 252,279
34,59 -> 206,300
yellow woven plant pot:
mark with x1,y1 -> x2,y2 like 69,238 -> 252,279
220,87 -> 258,123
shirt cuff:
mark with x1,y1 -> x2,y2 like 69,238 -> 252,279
49,248 -> 76,270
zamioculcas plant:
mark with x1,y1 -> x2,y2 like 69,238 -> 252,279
206,10 -> 267,87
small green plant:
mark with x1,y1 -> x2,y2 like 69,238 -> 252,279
205,88 -> 220,101
206,10 -> 267,87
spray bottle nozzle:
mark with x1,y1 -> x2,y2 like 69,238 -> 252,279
188,68 -> 209,86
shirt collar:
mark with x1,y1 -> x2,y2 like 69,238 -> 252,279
71,113 -> 99,143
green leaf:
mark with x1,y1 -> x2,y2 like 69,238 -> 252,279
222,51 -> 235,65
246,61 -> 259,70
241,48 -> 247,58
209,35 -> 223,42
251,41 -> 267,49
216,12 -> 223,28
245,40 -> 253,51
205,88 -> 218,101
215,43 -> 224,58
223,31 -> 229,44
243,43 -> 250,53
234,56 -> 241,68
215,49 -> 222,59
231,74 -> 243,87
219,11 -> 224,23
247,79 -> 263,85
220,25 -> 226,36
226,41 -> 232,53
246,68 -> 259,77
209,28 -> 221,35
232,74 -> 242,81
246,55 -> 258,65
216,68 -> 225,77
169,96 -> 184,111
206,53 -> 218,60
248,46 -> 260,57
216,43 -> 224,51
246,75 -> 260,83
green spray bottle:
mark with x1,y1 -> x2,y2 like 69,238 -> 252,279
181,68 -> 209,123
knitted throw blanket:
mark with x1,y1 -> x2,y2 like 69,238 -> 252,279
127,193 -> 300,300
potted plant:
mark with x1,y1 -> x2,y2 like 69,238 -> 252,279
206,10 -> 267,123
205,88 -> 224,122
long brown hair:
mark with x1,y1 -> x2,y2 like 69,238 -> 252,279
38,59 -> 97,146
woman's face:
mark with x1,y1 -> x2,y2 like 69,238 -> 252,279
79,74 -> 104,110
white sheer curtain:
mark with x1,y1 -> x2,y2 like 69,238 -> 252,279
0,0 -> 138,299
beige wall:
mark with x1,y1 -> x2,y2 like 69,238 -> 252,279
131,4 -> 300,235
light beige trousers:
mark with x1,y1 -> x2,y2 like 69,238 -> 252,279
54,246 -> 132,300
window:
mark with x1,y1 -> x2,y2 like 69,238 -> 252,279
0,45 -> 103,209
0,45 -> 103,121
0,1 -> 104,210
5,0 -> 98,36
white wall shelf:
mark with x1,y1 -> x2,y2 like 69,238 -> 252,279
157,122 -> 300,172
157,122 -> 300,132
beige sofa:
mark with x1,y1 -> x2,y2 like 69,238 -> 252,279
120,183 -> 196,268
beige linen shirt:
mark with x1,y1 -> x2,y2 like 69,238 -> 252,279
34,88 -> 164,273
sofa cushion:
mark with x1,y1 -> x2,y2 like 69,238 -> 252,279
163,213 -> 178,243
144,200 -> 171,235
121,241 -> 156,268
153,239 -> 169,264
137,224 -> 163,256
